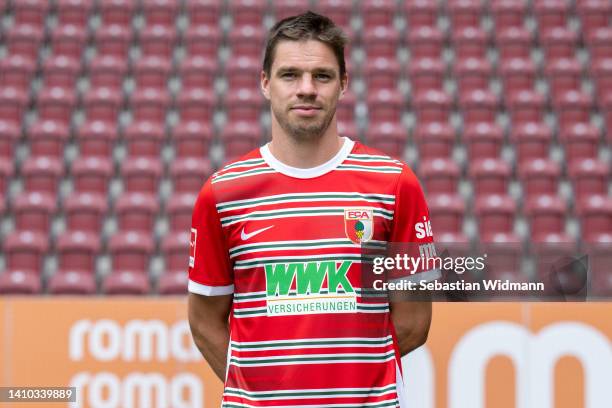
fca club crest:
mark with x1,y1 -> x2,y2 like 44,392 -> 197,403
344,209 -> 374,244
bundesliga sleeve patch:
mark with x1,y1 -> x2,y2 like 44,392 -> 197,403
189,228 -> 197,268
344,209 -> 374,244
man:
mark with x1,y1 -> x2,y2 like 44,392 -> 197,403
188,11 -> 439,407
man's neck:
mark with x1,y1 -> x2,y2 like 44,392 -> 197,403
268,127 -> 344,169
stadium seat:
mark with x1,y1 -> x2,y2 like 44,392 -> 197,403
499,58 -> 537,97
591,58 -> 612,105
77,120 -> 118,157
541,27 -> 578,61
225,56 -> 261,91
419,158 -> 461,194
584,236 -> 612,296
491,0 -> 527,30
133,56 -> 172,90
407,27 -> 445,59
577,0 -> 612,38
0,161 -> 13,195
64,192 -> 108,233
408,58 -> 445,96
184,24 -> 222,58
13,0 -> 49,25
313,0 -> 353,29
363,26 -> 400,59
337,122 -> 359,140
166,193 -> 197,233
225,89 -> 265,123
454,57 -> 492,93
28,120 -> 70,158
545,57 -> 582,100
337,90 -> 356,123
458,89 -> 498,125
162,231 -> 189,273
518,158 -> 561,196
0,55 -> 36,90
157,271 -> 188,295
179,56 -> 217,90
6,24 -> 44,60
479,233 -> 523,281
272,0 -> 311,21
42,55 -> 81,90
109,231 -> 154,273
13,192 -> 56,233
124,120 -> 165,157
185,0 -> 221,26
139,25 -> 177,58
525,194 -> 568,239
507,90 -> 546,125
95,25 -> 132,57
361,0 -> 396,28
413,90 -> 452,124
533,0 -> 569,32
50,25 -> 88,59
553,90 -> 593,129
568,158 -> 609,197
56,0 -> 95,27
585,28 -> 612,64
475,194 -> 517,236
0,88 -> 28,125
131,88 -> 170,123
83,87 -> 123,123
103,271 -> 151,295
22,157 -> 63,193
142,0 -> 178,27
559,122 -> 600,164
0,120 -> 19,158
464,122 -> 504,159
115,192 -> 159,232
511,122 -> 553,164
173,121 -> 213,158
228,0 -> 267,27
99,0 -> 136,26
577,195 -> 612,241
56,231 -> 100,272
222,122 -> 262,158
470,159 -> 512,195
404,0 -> 438,28
177,88 -> 216,123
71,156 -> 113,194
48,270 -> 96,295
604,93 -> 612,139
495,26 -> 532,62
170,158 -> 214,194
120,157 -> 163,194
452,27 -> 488,60
367,89 -> 404,123
0,270 -> 41,295
413,122 -> 455,159
365,122 -> 406,159
3,231 -> 48,273
365,58 -> 401,91
448,0 -> 483,30
36,87 -> 77,124
87,55 -> 128,89
428,193 -> 465,234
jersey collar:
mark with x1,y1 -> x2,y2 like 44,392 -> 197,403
260,137 -> 355,179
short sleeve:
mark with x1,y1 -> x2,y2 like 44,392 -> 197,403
388,165 -> 441,283
187,178 -> 234,296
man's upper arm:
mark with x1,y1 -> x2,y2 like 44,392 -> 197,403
188,292 -> 233,326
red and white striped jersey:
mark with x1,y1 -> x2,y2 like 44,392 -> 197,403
189,137 -> 439,408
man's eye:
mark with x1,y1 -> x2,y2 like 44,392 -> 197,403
316,74 -> 331,80
281,73 -> 296,78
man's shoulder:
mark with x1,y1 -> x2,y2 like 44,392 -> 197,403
349,140 -> 412,174
209,146 -> 270,184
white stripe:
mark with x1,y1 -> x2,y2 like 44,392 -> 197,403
230,340 -> 394,351
220,207 -> 394,226
212,168 -> 276,184
230,356 -> 396,367
223,385 -> 396,401
231,335 -> 392,346
231,242 -> 360,258
221,399 -> 399,408
222,159 -> 266,170
233,253 -> 362,269
188,280 -> 234,296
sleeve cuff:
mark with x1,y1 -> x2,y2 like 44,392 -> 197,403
188,280 -> 234,296
389,269 -> 441,285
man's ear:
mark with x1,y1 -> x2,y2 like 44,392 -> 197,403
260,70 -> 270,100
339,72 -> 348,99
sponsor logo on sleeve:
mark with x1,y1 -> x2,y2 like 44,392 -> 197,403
189,228 -> 197,268
415,216 -> 433,239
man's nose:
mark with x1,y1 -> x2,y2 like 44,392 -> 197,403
296,74 -> 317,97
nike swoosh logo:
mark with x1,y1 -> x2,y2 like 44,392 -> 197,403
241,225 -> 274,241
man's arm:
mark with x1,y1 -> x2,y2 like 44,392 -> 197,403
389,294 -> 432,356
188,292 -> 233,381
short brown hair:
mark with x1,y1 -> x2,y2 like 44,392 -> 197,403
262,11 -> 348,79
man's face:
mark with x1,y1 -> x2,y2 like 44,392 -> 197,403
261,39 -> 347,141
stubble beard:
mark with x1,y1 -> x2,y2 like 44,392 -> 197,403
272,102 -> 337,142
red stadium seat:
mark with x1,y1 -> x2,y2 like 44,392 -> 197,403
176,88 -> 215,123
407,26 -> 445,59
88,55 -> 128,89
103,271 -> 150,295
448,0 -> 483,30
173,121 -> 213,158
511,122 -> 553,164
139,25 -> 177,58
121,157 -> 163,193
313,0 -> 353,29
0,121 -> 19,159
77,120 -> 118,157
4,231 -> 48,273
470,159 -> 512,195
56,231 -> 101,272
413,90 -> 452,124
367,89 -> 404,123
13,0 -> 48,25
404,0 -> 438,28
6,24 -> 44,60
491,0 -> 527,30
99,0 -> 136,26
115,192 -> 159,232
64,192 -> 108,233
185,0 -> 221,26
525,194 -> 567,239
499,58 -> 537,97
569,159 -> 609,197
363,26 -> 400,59
559,122 -> 600,164
56,0 -> 95,27
337,90 -> 356,123
71,156 -> 113,194
604,93 -> 612,139
408,58 -> 445,96
0,161 -> 13,195
131,88 -> 170,123
124,120 -> 165,157
577,195 -> 612,241
36,87 -> 76,124
365,58 -> 401,90
0,88 -> 28,125
584,237 -> 612,296
109,231 -> 154,273
95,24 -> 132,57
495,26 -> 532,62
48,270 -> 96,295
365,122 -> 406,159
475,194 -> 517,236
413,122 -> 455,159
42,55 -> 81,90
458,89 -> 498,125
167,193 -> 197,233
0,270 -> 41,294
179,56 -> 217,90
272,0 -> 311,21
170,158 -> 214,194
591,58 -> 612,105
184,24 -> 221,58
28,120 -> 69,158
225,89 -> 265,122
533,0 -> 569,32
162,231 -> 189,273
464,122 -> 503,159
13,192 -> 56,233
83,87 -> 123,123
50,25 -> 88,59
585,28 -> 612,64
222,122 -> 262,158
553,90 -> 592,129
507,90 -> 546,125
545,57 -> 582,100
142,0 -> 178,26
22,157 -> 63,193
0,55 -> 36,90
454,57 -> 492,93
226,56 -> 261,91
361,0 -> 396,28
541,27 -> 578,61
337,122 -> 359,140
157,271 -> 188,295
577,0 -> 612,38
452,27 -> 488,59
419,158 -> 461,194
133,56 -> 172,90
428,193 -> 465,234
228,0 -> 267,27
518,158 -> 560,196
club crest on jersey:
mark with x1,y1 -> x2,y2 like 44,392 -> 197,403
344,209 -> 374,244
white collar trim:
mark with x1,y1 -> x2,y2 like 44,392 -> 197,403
260,137 -> 355,179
